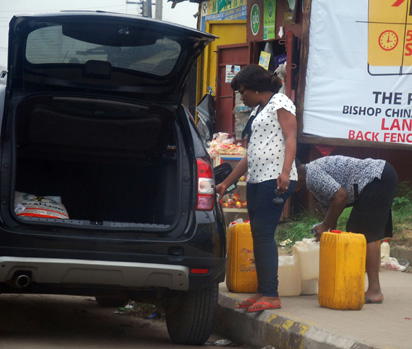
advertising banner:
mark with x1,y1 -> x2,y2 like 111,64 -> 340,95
200,0 -> 247,32
263,0 -> 276,40
205,0 -> 247,15
302,0 -> 412,146
259,51 -> 271,69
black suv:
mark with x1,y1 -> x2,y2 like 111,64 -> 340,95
0,12 -> 226,345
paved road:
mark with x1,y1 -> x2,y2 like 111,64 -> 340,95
0,294 -> 241,349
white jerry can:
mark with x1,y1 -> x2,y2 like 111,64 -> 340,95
278,255 -> 302,296
293,238 -> 320,281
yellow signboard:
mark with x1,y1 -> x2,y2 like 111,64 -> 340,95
368,0 -> 412,74
207,0 -> 246,15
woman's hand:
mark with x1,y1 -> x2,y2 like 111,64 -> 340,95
215,156 -> 247,199
216,183 -> 228,197
276,171 -> 290,193
312,222 -> 329,241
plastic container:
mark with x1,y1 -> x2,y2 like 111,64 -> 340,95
278,255 -> 302,296
380,241 -> 390,259
226,223 -> 257,292
293,238 -> 320,280
301,279 -> 318,295
318,230 -> 367,310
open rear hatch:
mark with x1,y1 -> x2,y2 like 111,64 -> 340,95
1,12 -> 214,233
6,12 -> 214,102
12,96 -> 184,231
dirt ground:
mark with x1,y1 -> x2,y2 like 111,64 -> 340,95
392,228 -> 412,247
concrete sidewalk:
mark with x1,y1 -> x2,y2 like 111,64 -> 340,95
216,270 -> 412,349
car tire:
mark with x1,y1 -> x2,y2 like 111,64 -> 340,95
164,283 -> 218,345
94,295 -> 129,308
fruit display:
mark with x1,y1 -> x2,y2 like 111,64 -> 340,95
221,193 -> 247,209
207,132 -> 246,158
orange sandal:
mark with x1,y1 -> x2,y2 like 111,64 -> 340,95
236,297 -> 258,309
246,300 -> 281,312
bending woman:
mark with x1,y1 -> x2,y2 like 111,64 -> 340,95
216,64 -> 297,312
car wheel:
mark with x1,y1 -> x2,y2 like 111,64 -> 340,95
94,295 -> 129,308
164,283 -> 218,345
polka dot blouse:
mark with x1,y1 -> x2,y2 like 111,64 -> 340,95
247,93 -> 298,183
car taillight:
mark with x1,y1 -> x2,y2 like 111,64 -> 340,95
196,158 -> 215,210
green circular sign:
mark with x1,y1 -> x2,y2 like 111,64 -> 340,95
250,4 -> 260,36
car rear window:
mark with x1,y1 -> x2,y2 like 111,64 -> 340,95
25,24 -> 182,76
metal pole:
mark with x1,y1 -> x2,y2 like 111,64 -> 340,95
145,0 -> 152,18
155,0 -> 162,20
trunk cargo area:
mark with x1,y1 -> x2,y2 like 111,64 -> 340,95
12,96 -> 184,229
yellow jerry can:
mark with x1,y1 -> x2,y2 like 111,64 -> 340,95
226,223 -> 257,293
318,231 -> 367,310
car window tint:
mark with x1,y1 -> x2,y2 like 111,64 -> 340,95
25,25 -> 181,76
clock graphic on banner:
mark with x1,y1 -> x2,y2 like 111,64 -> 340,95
367,0 -> 412,76
378,30 -> 399,51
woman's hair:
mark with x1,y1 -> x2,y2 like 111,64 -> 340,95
231,64 -> 282,93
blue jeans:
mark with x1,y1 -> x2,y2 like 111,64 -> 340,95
247,179 -> 297,297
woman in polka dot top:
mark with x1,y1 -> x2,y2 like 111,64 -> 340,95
216,64 -> 297,312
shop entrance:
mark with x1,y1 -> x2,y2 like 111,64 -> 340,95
215,43 -> 250,134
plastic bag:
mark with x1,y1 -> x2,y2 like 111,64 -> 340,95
381,256 -> 409,271
15,191 -> 69,219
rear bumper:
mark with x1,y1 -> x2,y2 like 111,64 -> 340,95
0,211 -> 226,292
0,256 -> 190,291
